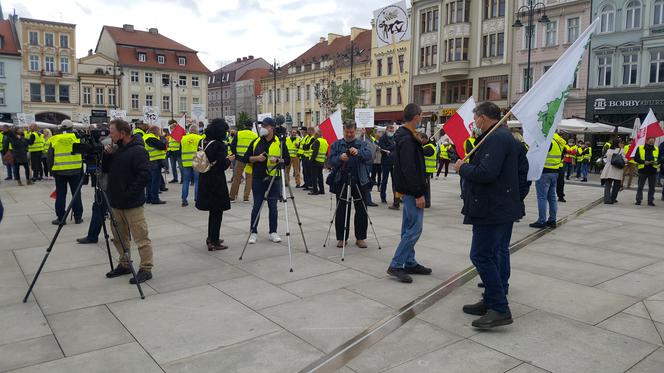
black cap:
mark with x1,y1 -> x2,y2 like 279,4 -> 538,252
259,117 -> 276,127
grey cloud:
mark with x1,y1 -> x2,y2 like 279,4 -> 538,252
75,1 -> 92,15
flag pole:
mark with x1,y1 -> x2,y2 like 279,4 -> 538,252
462,110 -> 513,162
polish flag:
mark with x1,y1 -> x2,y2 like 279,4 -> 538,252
627,108 -> 663,159
49,188 -> 57,200
443,97 -> 476,159
319,110 -> 343,146
171,115 -> 186,142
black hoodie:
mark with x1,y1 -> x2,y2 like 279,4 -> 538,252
102,136 -> 151,209
392,126 -> 426,198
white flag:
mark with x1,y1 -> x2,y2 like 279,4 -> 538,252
512,19 -> 599,181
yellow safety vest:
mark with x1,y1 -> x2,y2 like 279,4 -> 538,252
133,128 -> 147,137
181,133 -> 203,167
314,137 -> 328,163
303,135 -> 315,160
424,143 -> 436,173
463,137 -> 476,162
439,144 -> 450,160
544,139 -> 563,170
167,136 -> 180,152
0,132 -> 4,152
624,145 -> 637,164
286,136 -> 301,157
26,131 -> 45,153
585,147 -> 593,163
43,137 -> 51,155
236,129 -> 258,158
637,146 -> 659,170
143,133 -> 166,161
298,135 -> 309,156
244,137 -> 282,176
50,133 -> 82,172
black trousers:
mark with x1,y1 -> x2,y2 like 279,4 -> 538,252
13,162 -> 30,181
207,210 -> 224,245
335,182 -> 368,241
424,174 -> 432,207
436,158 -> 450,177
370,164 -> 382,188
41,157 -> 49,177
556,169 -> 565,199
30,152 -> 42,180
603,179 -> 621,203
302,160 -> 310,187
636,173 -> 656,203
311,163 -> 325,194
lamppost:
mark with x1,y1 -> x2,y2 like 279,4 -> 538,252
269,59 -> 280,115
512,0 -> 550,92
106,63 -> 123,109
219,67 -> 224,119
163,76 -> 179,120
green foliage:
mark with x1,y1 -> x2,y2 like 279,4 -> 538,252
237,111 -> 250,128
315,81 -> 367,121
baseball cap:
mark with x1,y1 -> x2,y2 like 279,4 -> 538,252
259,117 -> 275,127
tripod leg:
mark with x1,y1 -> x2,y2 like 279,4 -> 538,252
341,183 -> 351,262
239,176 -> 275,260
23,175 -> 87,303
286,184 -> 309,253
323,191 -> 343,248
278,172 -> 294,272
101,216 -> 114,272
354,183 -> 382,250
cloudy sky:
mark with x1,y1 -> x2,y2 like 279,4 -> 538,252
6,0 -> 393,70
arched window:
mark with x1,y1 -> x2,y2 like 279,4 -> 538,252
599,4 -> 615,33
94,68 -> 105,75
655,0 -> 664,25
625,1 -> 641,29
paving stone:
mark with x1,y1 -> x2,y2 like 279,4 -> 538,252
211,275 -> 299,310
626,347 -> 664,373
346,275 -> 444,310
597,271 -> 664,299
511,251 -> 627,286
506,363 -> 550,373
0,251 -> 29,308
280,268 -> 376,298
598,312 -> 664,346
237,252 -> 345,285
0,302 -> 51,346
14,243 -> 110,276
0,335 -> 62,372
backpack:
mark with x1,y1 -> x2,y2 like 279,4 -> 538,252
192,140 -> 217,173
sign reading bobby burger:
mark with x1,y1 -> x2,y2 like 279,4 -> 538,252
588,92 -> 664,115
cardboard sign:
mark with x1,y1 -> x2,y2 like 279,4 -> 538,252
355,108 -> 375,128
143,106 -> 160,125
373,1 -> 411,48
225,115 -> 236,127
17,113 -> 36,126
191,104 -> 205,121
110,110 -> 126,120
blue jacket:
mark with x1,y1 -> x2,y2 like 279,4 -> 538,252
328,137 -> 372,187
459,125 -> 528,225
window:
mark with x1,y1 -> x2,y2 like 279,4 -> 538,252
420,8 -> 439,34
442,79 -> 472,104
297,112 -> 302,125
545,21 -> 557,47
315,111 -> 320,125
420,46 -> 438,68
397,87 -> 402,105
268,90 -> 273,104
45,84 -> 56,102
60,34 -> 68,48
162,74 -> 170,86
146,94 -> 153,107
600,5 -> 615,33
95,88 -> 104,105
377,58 -> 383,76
83,87 -> 91,105
29,31 -> 38,45
386,87 -> 392,106
108,88 -> 116,106
59,85 -> 70,103
572,70 -> 579,88
448,0 -> 470,24
144,72 -> 153,84
598,55 -> 612,86
179,96 -> 187,113
445,38 -> 469,61
45,56 -> 55,72
285,87 -> 290,102
179,75 -> 187,86
44,33 -> 54,47
484,0 -> 505,19
277,88 -> 281,103
650,50 -> 664,83
297,86 -> 302,101
656,0 -> 664,25
387,56 -> 393,75
131,71 -> 139,83
157,55 -> 165,64
29,55 -> 39,71
0,89 -> 5,105
192,97 -> 200,105
479,75 -> 508,101
623,53 -> 639,85
192,76 -> 199,87
376,88 -> 382,106
414,84 -> 436,105
522,67 -> 533,91
162,95 -> 170,111
483,32 -> 504,57
60,57 -> 69,73
30,83 -> 41,102
0,62 -> 4,77
523,25 -> 536,49
306,85 -> 311,100
398,54 -> 405,73
567,17 -> 580,43
625,1 -> 641,29
178,56 -> 186,65
131,94 -> 139,109
138,53 -> 147,62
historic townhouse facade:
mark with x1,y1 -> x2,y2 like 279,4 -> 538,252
0,16 -> 22,122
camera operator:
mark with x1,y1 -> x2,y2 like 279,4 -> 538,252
144,126 -> 168,205
102,119 -> 154,284
328,121 -> 372,249
244,117 -> 289,244
48,120 -> 84,225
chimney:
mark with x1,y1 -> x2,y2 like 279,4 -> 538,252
327,33 -> 342,45
242,57 -> 247,61
148,28 -> 158,35
88,49 -> 92,56
248,55 -> 254,60
122,24 -> 134,32
319,37 -> 326,43
236,57 -> 241,62
350,27 -> 366,41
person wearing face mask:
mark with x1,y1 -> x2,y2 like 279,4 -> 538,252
244,117 -> 290,244
378,124 -> 397,206
436,140 -> 452,179
285,129 -> 302,187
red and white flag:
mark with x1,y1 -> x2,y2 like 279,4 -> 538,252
319,110 -> 343,146
443,96 -> 476,159
171,115 -> 186,142
627,108 -> 663,159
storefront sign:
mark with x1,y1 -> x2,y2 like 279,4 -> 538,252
588,92 -> 664,115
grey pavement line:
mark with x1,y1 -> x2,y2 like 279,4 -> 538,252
643,301 -> 664,346
623,345 -> 663,373
299,197 -> 604,373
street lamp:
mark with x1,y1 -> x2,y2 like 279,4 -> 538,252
269,59 -> 280,115
163,76 -> 179,120
106,63 -> 123,109
513,0 -> 550,92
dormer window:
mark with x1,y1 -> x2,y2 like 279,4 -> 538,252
138,52 -> 147,62
178,57 -> 186,65
157,55 -> 165,64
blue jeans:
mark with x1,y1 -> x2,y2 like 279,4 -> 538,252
535,172 -> 558,224
250,176 -> 281,234
380,164 -> 392,202
580,163 -> 589,178
5,163 -> 13,178
564,163 -> 573,178
181,167 -> 199,203
389,195 -> 423,268
54,173 -> 84,220
470,222 -> 513,314
168,153 -> 182,181
146,163 -> 162,203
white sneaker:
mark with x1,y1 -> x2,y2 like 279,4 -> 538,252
248,233 -> 257,244
269,232 -> 281,243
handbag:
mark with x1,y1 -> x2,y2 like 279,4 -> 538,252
610,150 -> 625,169
2,151 -> 14,165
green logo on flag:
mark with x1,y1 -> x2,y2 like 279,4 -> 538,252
537,87 -> 570,138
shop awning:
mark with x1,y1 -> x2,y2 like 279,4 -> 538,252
507,118 -> 632,134
375,111 -> 403,122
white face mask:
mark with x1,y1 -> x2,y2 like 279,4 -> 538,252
387,132 -> 395,138
259,127 -> 269,137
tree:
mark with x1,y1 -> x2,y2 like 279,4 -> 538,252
237,111 -> 250,128
314,81 -> 367,122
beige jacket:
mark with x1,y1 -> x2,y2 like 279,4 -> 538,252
600,148 -> 626,181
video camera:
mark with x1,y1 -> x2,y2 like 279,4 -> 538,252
274,115 -> 287,137
72,128 -> 109,157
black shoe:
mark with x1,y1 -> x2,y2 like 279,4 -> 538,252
381,200 -> 387,204
129,269 -> 152,284
106,265 -> 131,278
76,237 -> 97,244
181,200 -> 189,207
463,300 -> 488,316
387,267 -> 413,283
635,201 -> 641,205
307,191 -> 318,195
152,200 -> 167,205
52,219 -> 66,225
168,179 -> 178,184
3,176 -> 12,180
558,197 -> 566,203
75,218 -> 84,224
581,178 -> 588,182
471,309 -> 513,329
388,205 -> 400,210
648,202 -> 656,207
546,220 -> 557,228
367,202 -> 378,207
160,187 -> 169,192
477,282 -> 485,288
405,264 -> 432,275
295,184 -> 303,188
529,222 -> 546,229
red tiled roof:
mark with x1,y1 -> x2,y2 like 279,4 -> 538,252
0,20 -> 20,56
238,68 -> 270,96
103,26 -> 194,52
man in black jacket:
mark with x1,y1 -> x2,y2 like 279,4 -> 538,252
102,119 -> 154,284
387,104 -> 432,283
378,124 -> 397,206
634,136 -> 659,206
453,101 -> 527,329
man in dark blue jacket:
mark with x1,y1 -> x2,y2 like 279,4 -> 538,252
378,124 -> 398,207
453,101 -> 528,329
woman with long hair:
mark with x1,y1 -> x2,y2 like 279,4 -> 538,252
600,138 -> 626,204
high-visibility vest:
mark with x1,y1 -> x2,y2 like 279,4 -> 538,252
463,137 -> 476,162
439,144 -> 450,160
133,128 -> 147,137
181,133 -> 203,167
286,136 -> 301,157
584,147 -> 592,163
303,135 -> 315,160
236,129 -> 258,158
298,135 -> 309,156
624,144 -> 637,164
637,146 -> 659,170
50,133 -> 82,172
544,139 -> 563,170
0,132 -> 4,152
43,137 -> 51,154
167,136 -> 180,152
26,131 -> 45,153
314,137 -> 328,163
143,133 -> 166,161
244,137 -> 282,176
424,143 -> 437,173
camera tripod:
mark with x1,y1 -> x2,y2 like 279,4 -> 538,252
238,133 -> 309,272
23,163 -> 145,303
323,171 -> 382,261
